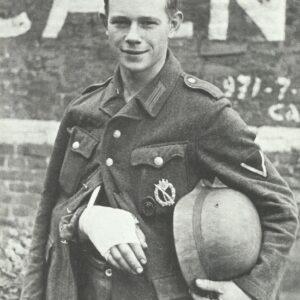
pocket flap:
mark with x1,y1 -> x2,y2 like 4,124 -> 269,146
131,143 -> 187,168
69,126 -> 99,159
152,274 -> 190,300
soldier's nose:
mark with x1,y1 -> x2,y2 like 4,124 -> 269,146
125,23 -> 142,45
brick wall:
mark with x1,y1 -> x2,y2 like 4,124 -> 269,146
0,120 -> 299,299
0,120 -> 58,300
0,143 -> 48,300
0,120 -> 57,299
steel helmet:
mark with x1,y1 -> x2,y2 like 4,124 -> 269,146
173,180 -> 262,287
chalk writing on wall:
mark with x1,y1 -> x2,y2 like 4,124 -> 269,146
0,12 -> 31,38
42,0 -> 104,38
42,0 -> 193,39
0,0 -> 285,40
209,0 -> 286,41
223,76 -> 298,101
0,0 -> 193,39
223,75 -> 300,123
269,104 -> 300,123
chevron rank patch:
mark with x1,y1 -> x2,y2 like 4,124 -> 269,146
240,150 -> 267,178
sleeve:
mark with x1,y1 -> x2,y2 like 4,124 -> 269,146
20,110 -> 72,300
196,99 -> 299,300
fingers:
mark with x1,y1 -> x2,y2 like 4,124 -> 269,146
129,243 -> 147,265
136,226 -> 148,249
106,226 -> 148,275
109,246 -> 137,274
109,244 -> 145,275
195,279 -> 224,294
106,251 -> 122,270
118,244 -> 144,274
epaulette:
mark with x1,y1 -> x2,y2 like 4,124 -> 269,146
81,76 -> 113,95
183,74 -> 224,100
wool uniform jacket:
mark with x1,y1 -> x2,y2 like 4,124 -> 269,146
21,51 -> 299,300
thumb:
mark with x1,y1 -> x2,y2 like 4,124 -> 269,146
195,279 -> 224,294
136,225 -> 148,249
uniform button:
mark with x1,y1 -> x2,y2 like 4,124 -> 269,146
105,268 -> 113,277
106,158 -> 114,167
154,156 -> 164,167
188,77 -> 196,84
72,141 -> 80,149
142,197 -> 156,217
113,130 -> 121,139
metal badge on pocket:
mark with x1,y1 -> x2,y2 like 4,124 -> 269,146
154,179 -> 176,207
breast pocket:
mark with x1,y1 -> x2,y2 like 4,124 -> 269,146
131,143 -> 188,218
59,126 -> 99,195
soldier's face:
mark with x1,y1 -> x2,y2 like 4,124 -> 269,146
107,0 -> 177,74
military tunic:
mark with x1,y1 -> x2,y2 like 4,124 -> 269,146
21,51 -> 298,300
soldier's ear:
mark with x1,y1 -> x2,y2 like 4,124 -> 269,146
168,11 -> 184,38
99,13 -> 108,29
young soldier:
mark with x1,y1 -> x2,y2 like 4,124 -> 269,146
21,0 -> 298,299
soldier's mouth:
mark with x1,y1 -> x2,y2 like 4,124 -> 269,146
121,49 -> 149,55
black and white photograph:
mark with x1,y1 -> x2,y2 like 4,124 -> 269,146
0,0 -> 299,299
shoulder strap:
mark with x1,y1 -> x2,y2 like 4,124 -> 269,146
183,74 -> 224,99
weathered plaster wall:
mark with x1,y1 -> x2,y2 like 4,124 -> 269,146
0,0 -> 299,125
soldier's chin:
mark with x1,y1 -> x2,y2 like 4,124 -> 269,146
120,60 -> 149,73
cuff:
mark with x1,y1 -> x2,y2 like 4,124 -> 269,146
233,277 -> 268,300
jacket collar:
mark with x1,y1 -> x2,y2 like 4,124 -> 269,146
100,69 -> 123,104
136,51 -> 182,117
100,50 -> 182,118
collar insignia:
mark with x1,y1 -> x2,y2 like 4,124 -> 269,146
154,179 -> 176,207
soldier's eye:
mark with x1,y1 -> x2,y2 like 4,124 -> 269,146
140,21 -> 156,26
116,21 -> 129,26
110,17 -> 130,27
139,18 -> 159,28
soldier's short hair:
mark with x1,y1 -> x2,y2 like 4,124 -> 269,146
103,0 -> 181,18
